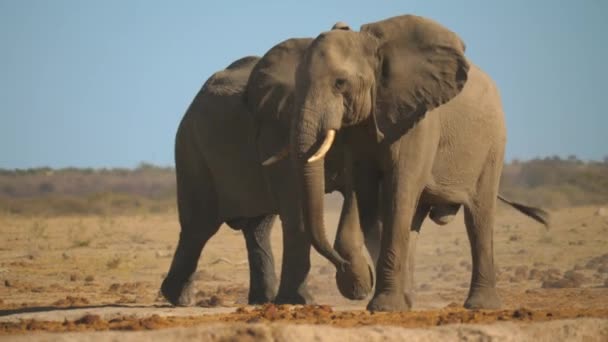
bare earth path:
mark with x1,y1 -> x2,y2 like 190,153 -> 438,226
1,198 -> 607,340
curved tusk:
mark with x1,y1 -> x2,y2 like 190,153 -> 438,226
261,146 -> 289,166
307,130 -> 336,163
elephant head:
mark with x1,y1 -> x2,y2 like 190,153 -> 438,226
245,34 -> 375,299
245,38 -> 350,194
282,15 -> 469,290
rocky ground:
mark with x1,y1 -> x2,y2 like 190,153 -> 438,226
1,197 -> 607,340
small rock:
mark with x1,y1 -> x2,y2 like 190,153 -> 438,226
155,250 -> 171,258
564,270 -> 587,283
85,275 -> 95,282
419,283 -> 432,291
4,279 -> 12,287
509,234 -> 522,242
445,302 -> 460,308
69,274 -> 80,282
595,207 -> 607,217
528,268 -> 541,280
514,266 -> 529,278
75,314 -> 102,325
197,294 -> 224,307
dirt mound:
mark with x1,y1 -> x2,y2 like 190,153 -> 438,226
2,305 -> 607,334
1,204 -> 607,339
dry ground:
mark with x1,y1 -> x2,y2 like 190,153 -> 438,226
1,195 -> 607,339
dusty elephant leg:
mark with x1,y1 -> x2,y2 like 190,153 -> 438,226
161,145 -> 220,306
367,171 -> 422,312
274,215 -> 314,304
334,190 -> 375,300
241,215 -> 278,304
357,165 -> 382,271
463,167 -> 502,309
267,162 -> 314,305
402,204 -> 430,308
363,220 -> 382,267
161,221 -> 220,306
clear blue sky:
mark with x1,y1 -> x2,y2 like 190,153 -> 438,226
1,0 -> 606,168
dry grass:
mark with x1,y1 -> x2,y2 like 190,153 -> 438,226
1,158 -> 607,217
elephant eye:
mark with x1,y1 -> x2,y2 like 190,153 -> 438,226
334,78 -> 347,90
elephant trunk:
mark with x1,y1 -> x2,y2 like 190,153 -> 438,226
299,160 -> 349,270
292,114 -> 348,270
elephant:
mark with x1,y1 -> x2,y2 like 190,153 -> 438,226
160,39 -> 374,306
160,55 -> 280,306
259,14 -> 549,311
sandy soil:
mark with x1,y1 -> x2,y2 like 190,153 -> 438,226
1,196 -> 607,339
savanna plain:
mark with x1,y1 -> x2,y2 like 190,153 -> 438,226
1,159 -> 607,341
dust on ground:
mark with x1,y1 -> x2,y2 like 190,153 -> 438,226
1,198 -> 608,338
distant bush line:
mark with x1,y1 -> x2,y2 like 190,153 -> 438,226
1,158 -> 607,216
500,156 -> 608,209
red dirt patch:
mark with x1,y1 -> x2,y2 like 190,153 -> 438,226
2,306 -> 607,335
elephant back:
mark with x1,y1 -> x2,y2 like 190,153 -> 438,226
245,38 -> 313,128
203,56 -> 260,97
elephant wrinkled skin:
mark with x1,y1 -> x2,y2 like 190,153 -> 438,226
275,14 -> 550,311
161,42 -> 379,306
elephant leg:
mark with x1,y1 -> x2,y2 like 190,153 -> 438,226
463,165 -> 502,309
161,222 -> 220,306
364,220 -> 382,268
333,155 -> 377,300
367,169 -> 423,312
264,161 -> 313,305
355,164 -> 382,268
334,190 -> 375,300
161,148 -> 221,306
241,215 -> 278,304
274,211 -> 314,304
403,204 -> 430,308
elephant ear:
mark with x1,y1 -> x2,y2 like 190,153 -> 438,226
361,15 -> 469,142
245,38 -> 312,162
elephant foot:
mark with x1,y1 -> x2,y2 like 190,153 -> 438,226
367,291 -> 411,312
335,261 -> 374,300
274,286 -> 315,305
248,287 -> 277,305
161,276 -> 196,306
464,287 -> 502,309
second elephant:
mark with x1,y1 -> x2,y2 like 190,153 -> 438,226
262,15 -> 550,311
161,40 -> 378,306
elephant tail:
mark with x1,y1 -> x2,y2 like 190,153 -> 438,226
497,195 -> 551,229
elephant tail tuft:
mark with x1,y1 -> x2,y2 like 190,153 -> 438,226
497,195 -> 551,229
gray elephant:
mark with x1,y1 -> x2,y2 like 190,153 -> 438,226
161,42 -> 369,305
160,56 -> 278,305
260,15 -> 549,311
